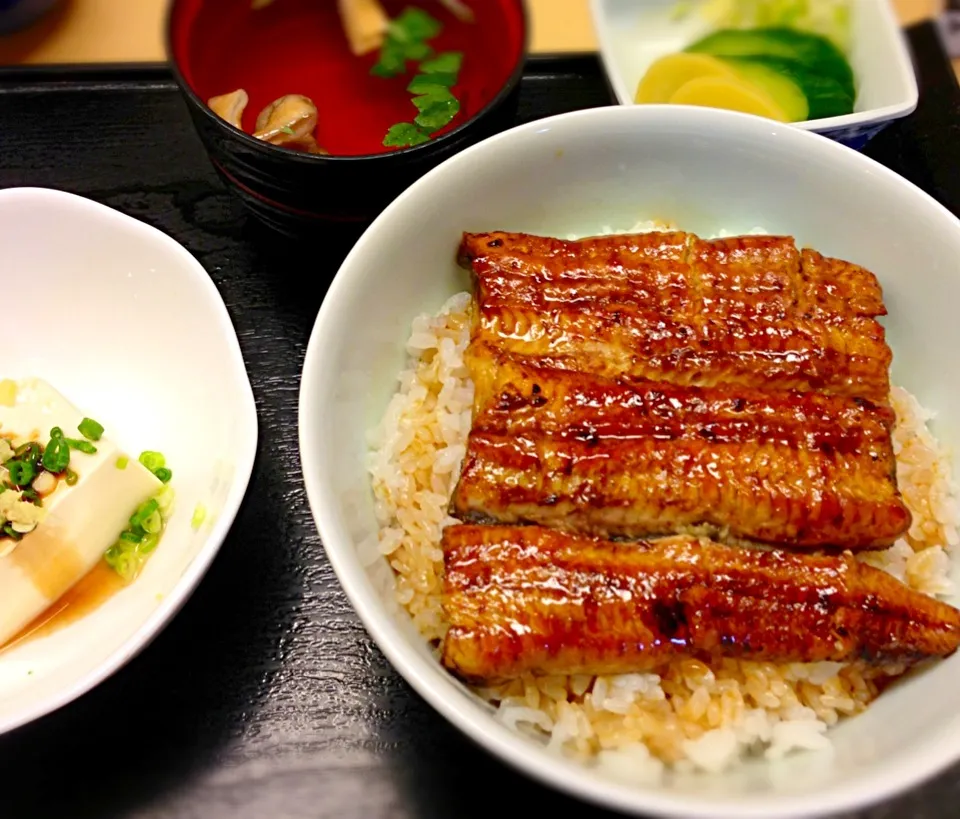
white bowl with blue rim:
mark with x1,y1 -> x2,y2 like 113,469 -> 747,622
590,0 -> 919,151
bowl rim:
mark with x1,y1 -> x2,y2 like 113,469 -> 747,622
0,186 -> 260,736
164,0 -> 531,163
587,0 -> 920,132
298,103 -> 960,819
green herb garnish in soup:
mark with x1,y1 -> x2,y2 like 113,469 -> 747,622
383,50 -> 464,147
371,6 -> 442,77
372,9 -> 465,148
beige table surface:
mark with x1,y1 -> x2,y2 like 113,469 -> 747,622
0,0 -> 956,78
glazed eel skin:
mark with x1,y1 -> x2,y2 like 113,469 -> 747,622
440,525 -> 960,683
450,355 -> 911,550
451,230 -> 910,550
459,231 -> 892,403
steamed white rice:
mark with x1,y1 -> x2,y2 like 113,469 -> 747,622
364,221 -> 959,778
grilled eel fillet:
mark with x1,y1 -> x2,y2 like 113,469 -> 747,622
458,231 -> 892,403
440,525 -> 960,683
450,356 -> 911,549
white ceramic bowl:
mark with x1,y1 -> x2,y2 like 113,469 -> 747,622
298,105 -> 960,818
590,0 -> 919,150
0,187 -> 257,733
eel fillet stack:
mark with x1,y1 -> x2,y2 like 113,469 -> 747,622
432,230 -> 958,683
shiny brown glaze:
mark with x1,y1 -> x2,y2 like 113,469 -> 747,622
451,356 -> 911,549
440,525 -> 960,683
459,231 -> 891,402
799,248 -> 886,319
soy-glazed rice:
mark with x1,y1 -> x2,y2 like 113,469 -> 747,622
364,222 -> 960,776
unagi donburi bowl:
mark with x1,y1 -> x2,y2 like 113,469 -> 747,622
298,104 -> 960,818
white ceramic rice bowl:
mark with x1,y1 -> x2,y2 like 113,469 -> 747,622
298,104 -> 960,819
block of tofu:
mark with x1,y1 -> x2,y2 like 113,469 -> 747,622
0,378 -> 161,646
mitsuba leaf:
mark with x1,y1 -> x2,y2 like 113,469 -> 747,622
413,95 -> 460,132
419,52 -> 463,74
408,72 -> 458,93
383,122 -> 431,147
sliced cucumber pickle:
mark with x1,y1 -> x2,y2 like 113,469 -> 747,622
686,27 -> 855,100
722,55 -> 854,120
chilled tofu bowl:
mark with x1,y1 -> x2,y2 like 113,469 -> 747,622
0,188 -> 257,732
298,104 -> 960,818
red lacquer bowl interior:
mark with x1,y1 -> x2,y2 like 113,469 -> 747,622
169,0 -> 526,157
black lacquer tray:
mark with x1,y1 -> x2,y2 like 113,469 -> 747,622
0,22 -> 958,819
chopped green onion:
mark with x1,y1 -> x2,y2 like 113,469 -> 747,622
19,487 -> 41,506
141,511 -> 162,534
13,442 -> 41,469
49,427 -> 63,439
6,460 -> 35,486
64,438 -> 97,455
64,468 -> 78,486
104,542 -> 139,582
105,523 -> 160,582
77,417 -> 104,441
115,455 -> 129,470
105,469 -> 175,581
191,503 -> 207,531
129,498 -> 159,529
2,524 -> 22,541
42,435 -> 70,473
155,484 -> 175,516
139,451 -> 171,482
139,532 -> 160,554
139,451 -> 165,472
